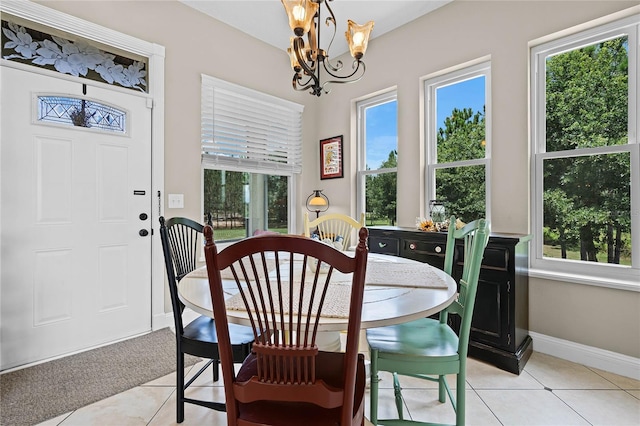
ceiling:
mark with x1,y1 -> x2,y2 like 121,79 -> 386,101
180,1 -> 452,57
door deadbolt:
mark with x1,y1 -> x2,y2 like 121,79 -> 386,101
139,213 -> 148,220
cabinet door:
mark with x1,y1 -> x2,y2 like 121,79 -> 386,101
470,270 -> 511,350
453,243 -> 513,350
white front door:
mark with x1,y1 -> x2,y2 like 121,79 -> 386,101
0,65 -> 152,370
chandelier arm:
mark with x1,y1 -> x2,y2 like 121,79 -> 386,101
292,36 -> 320,87
308,10 -> 318,61
322,0 -> 337,61
322,58 -> 363,80
293,36 -> 315,73
324,57 -> 344,73
316,62 -> 365,96
320,62 -> 367,95
292,72 -> 318,92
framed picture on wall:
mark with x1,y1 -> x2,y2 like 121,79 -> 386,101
320,135 -> 343,180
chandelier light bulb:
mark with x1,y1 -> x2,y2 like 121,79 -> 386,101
292,5 -> 305,21
352,31 -> 364,47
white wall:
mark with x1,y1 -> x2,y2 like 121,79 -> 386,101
38,0 -> 640,359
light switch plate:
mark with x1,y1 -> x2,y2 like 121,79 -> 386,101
168,193 -> 184,209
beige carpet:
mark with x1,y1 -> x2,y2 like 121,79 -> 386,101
0,328 -> 200,425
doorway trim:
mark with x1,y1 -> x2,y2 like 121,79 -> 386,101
0,1 -> 167,337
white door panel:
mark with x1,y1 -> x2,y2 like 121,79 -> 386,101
1,66 -> 152,369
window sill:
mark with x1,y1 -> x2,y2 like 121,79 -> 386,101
529,268 -> 640,292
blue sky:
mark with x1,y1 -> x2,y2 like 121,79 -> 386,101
436,76 -> 485,128
365,100 -> 397,170
366,76 -> 485,169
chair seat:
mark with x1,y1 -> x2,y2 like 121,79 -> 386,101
367,317 -> 460,361
182,315 -> 254,359
234,351 -> 366,426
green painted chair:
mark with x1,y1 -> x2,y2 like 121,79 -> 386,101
366,217 -> 490,426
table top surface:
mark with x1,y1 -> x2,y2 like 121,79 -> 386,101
178,253 -> 457,332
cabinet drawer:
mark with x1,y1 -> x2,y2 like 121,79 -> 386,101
481,247 -> 510,271
403,238 -> 447,256
369,236 -> 399,256
401,239 -> 446,268
456,245 -> 510,271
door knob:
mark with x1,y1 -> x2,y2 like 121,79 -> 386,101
139,229 -> 149,237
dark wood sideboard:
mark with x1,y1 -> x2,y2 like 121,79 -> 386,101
368,226 -> 533,374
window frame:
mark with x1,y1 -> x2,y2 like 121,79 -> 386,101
356,90 -> 398,224
530,14 -> 640,288
423,61 -> 492,223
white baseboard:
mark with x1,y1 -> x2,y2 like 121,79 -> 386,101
530,331 -> 640,380
152,312 -> 174,330
156,309 -> 200,332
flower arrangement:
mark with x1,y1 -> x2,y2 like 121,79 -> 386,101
416,218 -> 440,232
416,217 -> 465,232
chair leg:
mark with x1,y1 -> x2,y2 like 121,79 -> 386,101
176,351 -> 185,423
369,349 -> 379,425
456,372 -> 465,426
392,373 -> 404,420
438,374 -> 447,403
212,359 -> 220,382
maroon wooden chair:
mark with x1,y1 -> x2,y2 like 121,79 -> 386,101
203,226 -> 369,426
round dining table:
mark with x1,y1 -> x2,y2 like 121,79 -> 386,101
178,252 -> 457,350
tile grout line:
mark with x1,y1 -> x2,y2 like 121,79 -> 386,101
146,386 -> 176,426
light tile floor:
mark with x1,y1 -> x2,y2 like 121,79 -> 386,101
37,351 -> 640,426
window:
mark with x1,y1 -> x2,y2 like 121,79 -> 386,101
356,91 -> 398,226
424,61 -> 491,224
530,15 -> 639,285
37,96 -> 127,133
203,170 -> 288,240
201,75 -> 303,241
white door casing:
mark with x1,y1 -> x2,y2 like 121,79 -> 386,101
0,1 -> 166,370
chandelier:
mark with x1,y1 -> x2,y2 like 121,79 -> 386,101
281,0 -> 374,97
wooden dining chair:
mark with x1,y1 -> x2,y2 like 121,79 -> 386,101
203,226 -> 370,426
366,218 -> 490,426
159,216 -> 255,423
304,212 -> 366,250
438,215 -> 469,326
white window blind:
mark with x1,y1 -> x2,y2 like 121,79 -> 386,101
201,75 -> 304,174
